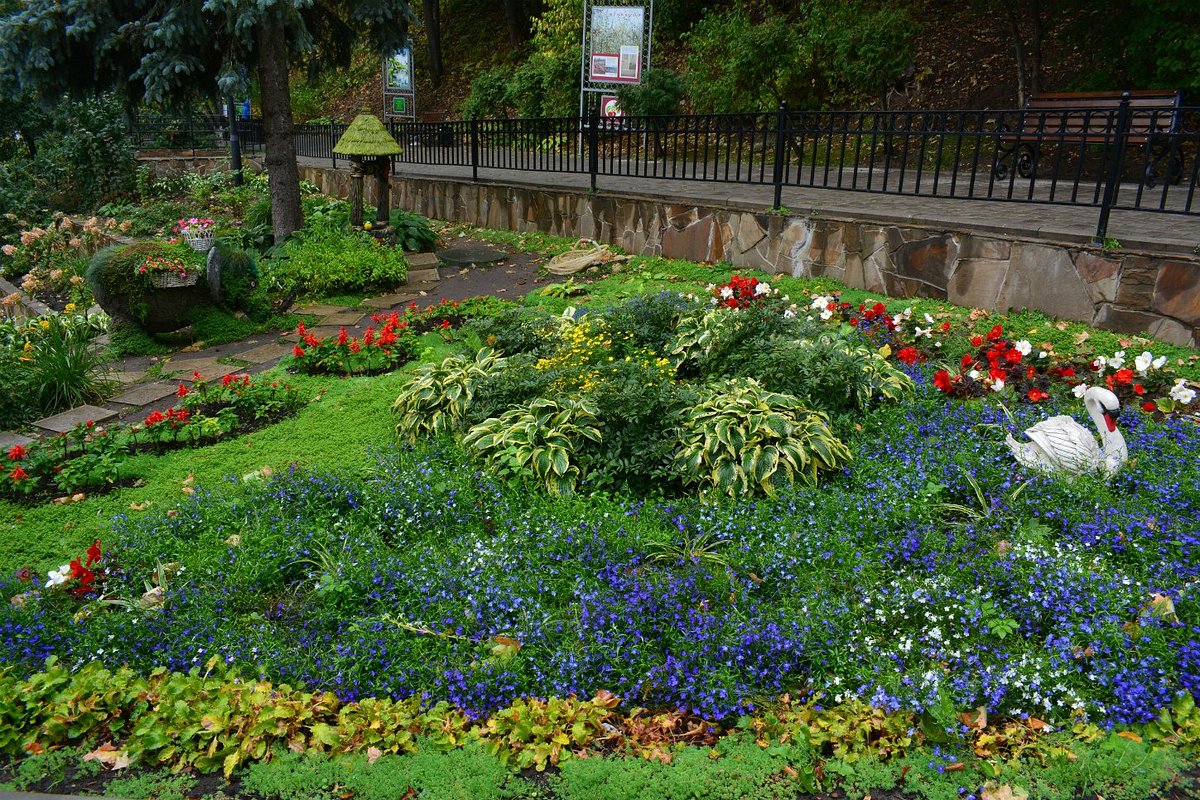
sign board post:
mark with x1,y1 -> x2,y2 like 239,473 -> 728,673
383,46 -> 416,120
579,1 -> 653,120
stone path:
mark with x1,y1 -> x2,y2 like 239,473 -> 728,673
2,249 -> 547,446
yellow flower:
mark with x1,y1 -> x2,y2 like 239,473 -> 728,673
23,340 -> 33,352
40,319 -> 50,330
65,303 -> 76,313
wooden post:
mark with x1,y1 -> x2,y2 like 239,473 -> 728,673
349,156 -> 364,228
374,156 -> 390,227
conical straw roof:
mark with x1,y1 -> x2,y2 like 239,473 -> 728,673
333,113 -> 402,156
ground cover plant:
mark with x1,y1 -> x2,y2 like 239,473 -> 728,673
1,230 -> 1199,798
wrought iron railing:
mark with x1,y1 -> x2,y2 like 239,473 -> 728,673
136,96 -> 1199,242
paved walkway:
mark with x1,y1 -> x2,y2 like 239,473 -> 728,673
0,250 -> 548,451
303,156 -> 1198,254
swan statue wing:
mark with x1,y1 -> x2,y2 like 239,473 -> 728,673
1008,414 -> 1101,474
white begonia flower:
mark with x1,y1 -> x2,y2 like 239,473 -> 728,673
968,369 -> 980,380
1108,350 -> 1126,369
819,308 -> 834,321
754,282 -> 771,296
46,564 -> 71,588
914,325 -> 932,339
1073,383 -> 1089,398
1153,355 -> 1167,370
783,308 -> 796,319
991,378 -> 1006,392
719,286 -> 734,299
1134,351 -> 1154,374
924,312 -> 935,324
1038,351 -> 1049,359
811,295 -> 829,310
1014,340 -> 1032,356
1169,380 -> 1196,405
1094,355 -> 1108,369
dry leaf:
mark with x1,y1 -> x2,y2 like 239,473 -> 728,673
225,534 -> 242,547
960,706 -> 988,729
1027,717 -> 1049,731
166,509 -> 178,518
982,783 -> 1030,800
1117,731 -> 1143,743
996,540 -> 1011,555
130,501 -> 151,512
181,486 -> 195,495
367,746 -> 383,764
83,742 -> 130,770
182,474 -> 195,485
1074,332 -> 1090,345
1118,338 -> 1132,347
1054,321 -> 1070,331
1146,593 -> 1179,623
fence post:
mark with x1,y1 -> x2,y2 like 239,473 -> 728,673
588,103 -> 600,193
330,122 -> 337,168
1093,91 -> 1132,245
772,101 -> 789,210
470,115 -> 480,183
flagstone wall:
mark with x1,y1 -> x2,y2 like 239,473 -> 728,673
298,165 -> 1200,347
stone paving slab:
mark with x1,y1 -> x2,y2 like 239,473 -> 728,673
110,370 -> 148,385
161,357 -> 246,380
406,252 -> 440,268
33,405 -> 118,433
0,432 -> 35,450
109,381 -> 178,406
307,325 -> 345,339
405,267 -> 441,284
321,311 -> 364,326
294,303 -> 352,317
237,341 -> 294,363
362,292 -> 421,309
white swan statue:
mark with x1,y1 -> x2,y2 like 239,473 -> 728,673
1005,386 -> 1128,478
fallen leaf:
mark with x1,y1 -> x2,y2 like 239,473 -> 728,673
181,486 -> 195,495
1054,321 -> 1070,331
982,783 -> 1029,800
71,493 -> 86,503
1118,338 -> 1132,347
182,474 -> 195,485
1074,332 -> 1090,345
83,742 -> 130,769
1117,731 -> 1143,743
225,534 -> 242,547
166,509 -> 178,518
1146,593 -> 1179,623
367,746 -> 383,764
960,706 -> 988,729
1027,717 -> 1049,731
130,501 -> 151,512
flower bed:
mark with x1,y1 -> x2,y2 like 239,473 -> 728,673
1,371 -> 304,505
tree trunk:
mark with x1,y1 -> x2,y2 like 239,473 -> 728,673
257,7 -> 303,242
422,0 -> 443,87
1005,5 -> 1029,106
503,0 -> 527,47
1029,0 -> 1043,96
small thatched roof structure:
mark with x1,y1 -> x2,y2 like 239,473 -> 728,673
333,113 -> 402,156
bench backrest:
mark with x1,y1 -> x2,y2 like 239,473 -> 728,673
1017,90 -> 1181,143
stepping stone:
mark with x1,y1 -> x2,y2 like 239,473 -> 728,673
437,245 -> 506,267
109,382 -> 178,407
306,326 -> 344,340
34,405 -> 118,434
238,342 -> 294,363
0,432 -> 35,450
321,311 -> 364,326
406,252 -> 440,268
162,357 -> 242,380
295,303 -> 352,317
362,293 -> 420,309
110,370 -> 148,385
405,267 -> 441,284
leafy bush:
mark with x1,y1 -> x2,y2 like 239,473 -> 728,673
392,348 -> 508,442
736,333 -> 913,415
615,69 -> 687,118
602,291 -> 702,355
684,8 -> 805,112
675,378 -> 851,496
462,68 -> 510,118
463,396 -> 603,495
267,227 -> 407,296
388,210 -> 438,252
464,306 -> 564,358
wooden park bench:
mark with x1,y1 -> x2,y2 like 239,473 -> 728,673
993,89 -> 1183,185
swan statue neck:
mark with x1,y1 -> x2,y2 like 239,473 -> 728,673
1083,389 -> 1127,472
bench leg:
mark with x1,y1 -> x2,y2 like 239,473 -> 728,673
992,141 -> 1036,180
1143,135 -> 1182,188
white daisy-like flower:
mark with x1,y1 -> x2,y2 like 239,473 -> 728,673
1169,379 -> 1196,405
1014,340 -> 1032,356
1108,350 -> 1126,369
45,564 -> 71,588
1073,383 -> 1089,398
719,286 -> 734,300
754,282 -> 771,296
1153,355 -> 1167,370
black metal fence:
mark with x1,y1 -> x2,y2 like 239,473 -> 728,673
135,95 -> 1199,242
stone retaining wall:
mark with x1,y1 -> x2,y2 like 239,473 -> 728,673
136,150 -> 263,179
300,165 -> 1199,346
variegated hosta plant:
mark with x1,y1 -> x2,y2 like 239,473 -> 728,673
392,348 -> 506,442
675,378 -> 850,496
462,396 -> 602,495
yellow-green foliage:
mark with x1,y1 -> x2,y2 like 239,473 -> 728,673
675,378 -> 851,496
479,692 -> 620,771
392,348 -> 507,442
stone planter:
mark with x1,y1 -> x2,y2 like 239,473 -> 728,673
93,283 -> 209,335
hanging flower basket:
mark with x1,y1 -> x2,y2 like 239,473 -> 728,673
182,231 -> 216,252
148,270 -> 200,289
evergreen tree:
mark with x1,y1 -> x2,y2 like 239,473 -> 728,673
0,0 -> 415,241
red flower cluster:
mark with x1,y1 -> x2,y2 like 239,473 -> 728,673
68,539 -> 103,596
933,324 -> 1052,402
144,407 -> 191,428
712,275 -> 771,309
292,316 -> 415,376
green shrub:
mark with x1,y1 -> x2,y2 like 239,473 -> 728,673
615,69 -> 687,117
213,245 -> 259,310
737,333 -> 913,415
464,306 -> 563,358
462,68 -> 510,118
393,348 -> 508,442
684,8 -> 806,112
388,210 -> 438,252
85,240 -> 208,328
21,311 -> 114,415
602,291 -> 702,355
675,378 -> 850,496
463,396 -> 603,495
464,354 -> 556,426
267,227 -> 407,297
